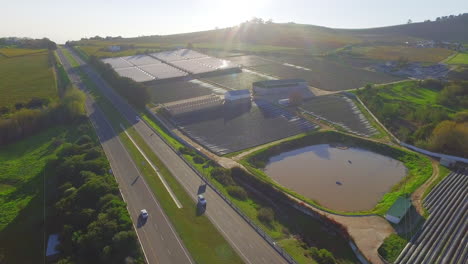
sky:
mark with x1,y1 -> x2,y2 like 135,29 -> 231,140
2,0 -> 467,43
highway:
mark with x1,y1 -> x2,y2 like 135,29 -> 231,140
56,48 -> 194,264
65,47 -> 289,264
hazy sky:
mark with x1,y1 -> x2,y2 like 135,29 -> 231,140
2,0 -> 467,43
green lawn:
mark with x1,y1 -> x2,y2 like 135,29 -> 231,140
76,66 -> 244,264
0,125 -> 85,263
375,81 -> 440,106
447,52 -> 468,64
61,48 -> 79,67
0,52 -> 57,108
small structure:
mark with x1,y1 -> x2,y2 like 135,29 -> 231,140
278,98 -> 290,106
385,196 -> 412,224
46,234 -> 60,259
108,45 -> 121,52
440,158 -> 456,168
253,79 -> 308,95
224,89 -> 250,102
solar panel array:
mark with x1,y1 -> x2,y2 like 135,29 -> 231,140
150,49 -> 239,75
102,50 -> 239,82
101,54 -> 187,82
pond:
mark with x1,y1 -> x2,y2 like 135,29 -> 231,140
264,144 -> 407,212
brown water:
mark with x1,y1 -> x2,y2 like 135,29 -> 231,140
264,144 -> 407,212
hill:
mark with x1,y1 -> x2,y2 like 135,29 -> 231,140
71,13 -> 468,57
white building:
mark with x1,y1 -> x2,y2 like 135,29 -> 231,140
108,45 -> 121,52
253,79 -> 308,95
224,89 -> 251,102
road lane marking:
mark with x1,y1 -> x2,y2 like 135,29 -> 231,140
121,124 -> 183,209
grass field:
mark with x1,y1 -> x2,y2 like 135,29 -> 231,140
0,51 -> 57,108
447,52 -> 468,64
0,125 -> 86,263
0,48 -> 47,57
77,68 -> 244,264
341,45 -> 454,62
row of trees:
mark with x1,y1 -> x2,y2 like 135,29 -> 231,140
0,37 -> 56,50
89,56 -> 150,108
50,128 -> 143,263
0,88 -> 86,145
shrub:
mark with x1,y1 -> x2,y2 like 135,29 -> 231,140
211,167 -> 235,186
193,155 -> 205,164
308,247 -> 336,264
378,234 -> 407,263
76,135 -> 92,145
226,186 -> 248,200
257,207 -> 274,224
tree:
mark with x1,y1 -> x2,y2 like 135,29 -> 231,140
257,207 -> 274,224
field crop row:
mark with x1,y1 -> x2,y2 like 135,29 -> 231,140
250,56 -> 401,91
300,94 -> 378,136
172,100 -> 317,155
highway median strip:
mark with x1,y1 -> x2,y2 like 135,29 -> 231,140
120,123 -> 183,209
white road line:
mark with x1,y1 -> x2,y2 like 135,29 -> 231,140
120,124 -> 183,209
86,106 -> 152,264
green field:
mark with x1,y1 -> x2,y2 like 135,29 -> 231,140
0,125 -> 85,263
447,52 -> 468,64
0,48 -> 47,57
354,80 -> 467,157
0,51 -> 57,108
341,45 -> 454,62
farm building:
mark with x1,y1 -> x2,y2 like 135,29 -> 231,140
253,79 -> 308,95
108,45 -> 121,52
385,196 -> 412,224
224,89 -> 250,102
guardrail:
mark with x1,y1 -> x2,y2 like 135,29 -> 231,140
142,110 -> 298,264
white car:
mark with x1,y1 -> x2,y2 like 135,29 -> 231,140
197,194 -> 207,206
140,209 -> 149,219
135,116 -> 140,122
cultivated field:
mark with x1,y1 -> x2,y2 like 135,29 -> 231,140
447,52 -> 468,64
300,94 -> 378,136
172,100 -> 317,155
249,56 -> 402,91
340,45 -> 454,63
0,51 -> 57,108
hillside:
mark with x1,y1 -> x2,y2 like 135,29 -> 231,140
71,13 -> 468,56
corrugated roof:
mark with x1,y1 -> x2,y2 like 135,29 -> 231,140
386,196 -> 412,219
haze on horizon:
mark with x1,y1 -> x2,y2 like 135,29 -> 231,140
2,0 -> 468,44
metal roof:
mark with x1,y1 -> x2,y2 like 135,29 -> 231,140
386,196 -> 412,219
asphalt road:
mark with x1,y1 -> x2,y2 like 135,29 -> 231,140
65,47 -> 289,264
57,48 -> 194,264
